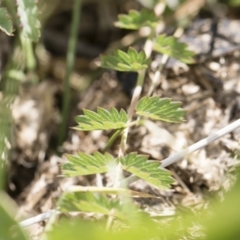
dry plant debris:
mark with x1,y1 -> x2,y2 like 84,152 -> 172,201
1,1 -> 240,239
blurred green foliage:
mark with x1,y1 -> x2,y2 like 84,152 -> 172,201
220,0 -> 240,6
0,193 -> 27,240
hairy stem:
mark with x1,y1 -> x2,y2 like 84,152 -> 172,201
114,70 -> 146,187
113,36 -> 154,187
119,75 -> 144,155
147,28 -> 183,96
58,0 -> 82,146
147,54 -> 168,96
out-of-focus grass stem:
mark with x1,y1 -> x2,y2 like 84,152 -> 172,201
58,0 -> 82,146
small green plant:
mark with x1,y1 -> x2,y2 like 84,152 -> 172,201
1,2 -> 240,240
56,7 -> 193,232
114,9 -> 159,29
54,5 -> 240,233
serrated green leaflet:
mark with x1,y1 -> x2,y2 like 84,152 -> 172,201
100,48 -> 150,72
119,153 -> 174,189
62,152 -> 116,176
115,9 -> 158,30
0,8 -> 13,36
59,192 -> 139,222
136,96 -> 186,123
74,107 -> 128,131
154,35 -> 195,64
16,0 -> 41,41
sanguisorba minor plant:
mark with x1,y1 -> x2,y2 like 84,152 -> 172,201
1,4 -> 240,240
56,8 -> 195,231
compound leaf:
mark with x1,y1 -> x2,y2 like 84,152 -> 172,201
0,8 -> 13,36
59,192 -> 141,223
74,107 -> 128,131
100,48 -> 150,72
154,34 -> 195,64
62,152 -> 116,177
136,96 -> 186,123
16,0 -> 41,41
119,153 -> 174,189
115,9 -> 158,30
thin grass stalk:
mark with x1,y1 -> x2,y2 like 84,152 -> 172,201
58,0 -> 82,146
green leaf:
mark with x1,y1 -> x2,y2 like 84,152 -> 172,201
119,153 -> 174,189
227,0 -> 240,6
154,35 -> 195,64
16,0 -> 41,41
100,48 -> 150,72
47,217 -> 161,240
62,151 -> 116,177
136,96 -> 186,123
0,8 -> 14,36
115,9 -> 159,30
59,192 -> 139,222
74,107 -> 128,131
0,193 -> 27,240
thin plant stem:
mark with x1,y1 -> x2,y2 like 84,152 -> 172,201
113,36 -> 154,187
147,54 -> 168,96
114,70 -> 146,188
102,129 -> 123,152
58,0 -> 82,146
147,28 -> 183,97
119,70 -> 145,156
20,33 -> 36,71
122,28 -> 185,183
99,129 -> 123,188
105,209 -> 115,231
